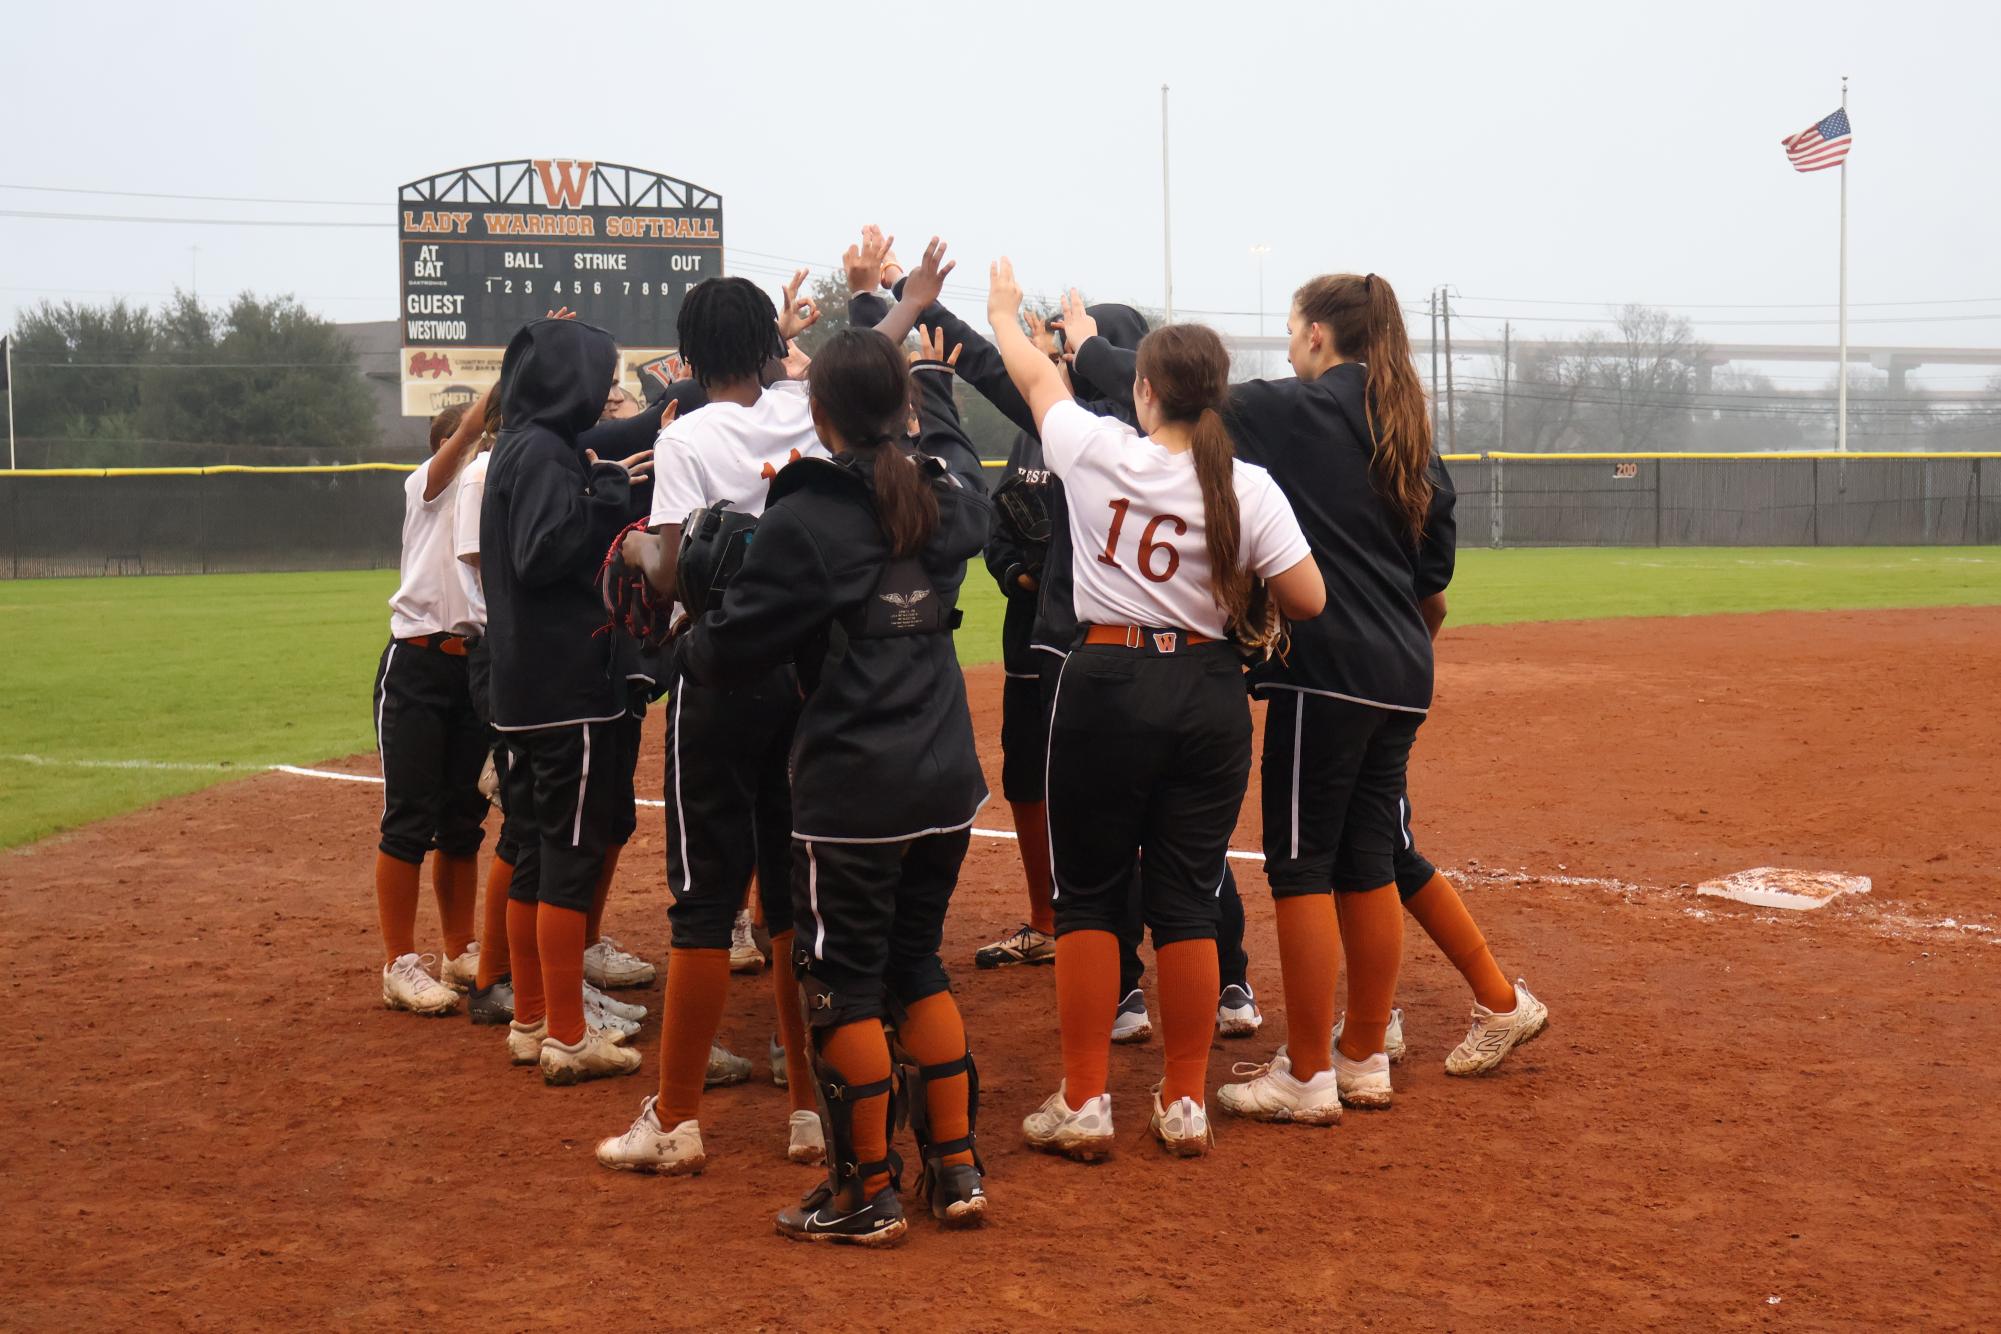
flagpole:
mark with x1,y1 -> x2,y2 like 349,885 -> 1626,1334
1837,75 -> 1849,453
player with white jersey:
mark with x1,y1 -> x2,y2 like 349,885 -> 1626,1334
370,395 -> 494,1017
983,260 -> 1326,1162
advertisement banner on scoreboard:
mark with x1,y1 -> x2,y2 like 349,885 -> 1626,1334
398,160 -> 721,416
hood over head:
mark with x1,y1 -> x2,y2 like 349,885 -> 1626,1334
498,317 -> 619,443
1069,302 -> 1150,400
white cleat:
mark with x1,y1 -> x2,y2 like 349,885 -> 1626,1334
541,1028 -> 643,1085
1150,1085 -> 1214,1157
1111,988 -> 1152,1044
1333,1007 -> 1406,1064
1022,1084 -> 1115,1162
787,1109 -> 826,1165
1216,983 -> 1264,1038
1216,1047 -> 1344,1126
439,944 -> 481,993
597,1096 -> 706,1176
706,1042 -> 753,1087
586,997 -> 641,1041
729,910 -> 766,973
1335,1049 -> 1394,1109
508,1015 -> 630,1066
585,983 -> 646,1023
1445,980 -> 1549,1076
584,936 -> 657,989
382,953 -> 460,1016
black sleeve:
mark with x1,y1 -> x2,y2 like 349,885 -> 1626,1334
912,362 -> 989,495
676,502 -> 834,688
1073,337 -> 1139,417
848,290 -> 892,331
1415,454 -> 1458,598
982,431 -> 1037,594
508,442 -> 632,589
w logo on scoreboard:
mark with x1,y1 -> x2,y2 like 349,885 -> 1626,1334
533,159 -> 596,209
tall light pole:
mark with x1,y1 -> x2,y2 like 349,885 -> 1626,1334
1161,84 -> 1174,324
1249,242 -> 1270,376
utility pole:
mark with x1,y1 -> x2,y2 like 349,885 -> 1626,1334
1250,242 -> 1270,377
1161,84 -> 1174,324
1442,286 -> 1457,453
1429,289 -> 1440,442
1500,321 -> 1512,453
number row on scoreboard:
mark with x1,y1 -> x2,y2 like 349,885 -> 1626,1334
480,278 -> 699,297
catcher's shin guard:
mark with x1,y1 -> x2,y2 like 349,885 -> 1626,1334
779,954 -> 906,1242
897,1047 -> 987,1227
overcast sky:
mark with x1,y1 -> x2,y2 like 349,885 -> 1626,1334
4,0 -> 1996,386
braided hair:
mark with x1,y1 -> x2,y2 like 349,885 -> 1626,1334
675,276 -> 783,388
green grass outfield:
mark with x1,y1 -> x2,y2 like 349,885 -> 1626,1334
3,546 -> 1996,849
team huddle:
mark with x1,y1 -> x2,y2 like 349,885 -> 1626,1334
368,226 -> 1551,1247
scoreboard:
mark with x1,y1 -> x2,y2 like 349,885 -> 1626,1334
397,159 -> 723,416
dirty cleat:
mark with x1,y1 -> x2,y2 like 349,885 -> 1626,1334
922,1161 -> 988,1227
584,936 -> 656,989
597,1096 -> 706,1176
1216,1048 -> 1343,1125
775,1178 -> 907,1247
586,996 -> 641,1041
729,911 -> 765,973
770,1034 -> 788,1088
541,1029 -> 643,1085
468,977 -> 515,1025
1334,1006 -> 1406,1064
1150,1085 -> 1214,1157
1022,1084 -> 1115,1162
705,1042 -> 753,1088
1335,1049 -> 1394,1109
973,922 -> 1056,969
382,953 -> 460,1016
1110,988 -> 1152,1044
1216,983 -> 1263,1038
1445,981 -> 1549,1076
585,983 -> 646,1023
439,943 -> 480,993
787,1109 -> 826,1165
507,1017 -> 547,1065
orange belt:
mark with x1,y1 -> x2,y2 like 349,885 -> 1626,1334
1081,624 -> 1218,652
399,633 -> 468,657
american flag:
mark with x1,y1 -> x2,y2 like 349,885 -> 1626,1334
1781,107 -> 1853,173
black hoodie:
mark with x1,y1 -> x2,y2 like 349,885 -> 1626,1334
480,318 -> 632,730
675,450 -> 992,842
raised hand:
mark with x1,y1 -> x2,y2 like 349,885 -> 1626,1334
781,339 -> 811,381
1026,309 -> 1061,360
987,258 -> 1024,328
544,306 -> 578,320
913,324 -> 963,369
844,225 -> 895,295
1050,288 -> 1098,351
903,237 -> 956,311
778,267 -> 821,339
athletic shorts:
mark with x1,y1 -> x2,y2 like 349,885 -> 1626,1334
1259,690 -> 1424,896
373,638 -> 486,865
503,717 -> 631,913
791,829 -> 971,1030
998,660 -> 1053,804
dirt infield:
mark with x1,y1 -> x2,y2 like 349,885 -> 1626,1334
5,607 -> 1998,1330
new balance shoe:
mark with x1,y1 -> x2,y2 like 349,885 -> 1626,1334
775,1178 -> 907,1247
381,953 -> 460,1017
787,1109 -> 826,1165
439,944 -> 481,993
973,922 -> 1056,969
1216,1048 -> 1343,1125
1216,983 -> 1263,1038
1111,989 -> 1152,1044
1445,980 -> 1549,1076
584,983 -> 646,1023
1335,1049 -> 1394,1109
584,936 -> 656,989
541,1029 -> 642,1085
468,977 -> 514,1025
706,1042 -> 753,1088
1333,1007 -> 1407,1064
1150,1085 -> 1214,1157
596,1096 -> 706,1176
729,911 -> 765,973
1022,1084 -> 1115,1162
769,1034 -> 788,1088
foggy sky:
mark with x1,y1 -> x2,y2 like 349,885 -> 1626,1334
3,0 -> 1996,387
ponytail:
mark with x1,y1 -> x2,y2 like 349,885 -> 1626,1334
807,328 -> 938,557
857,438 -> 938,557
1135,325 -> 1253,636
1295,273 -> 1434,544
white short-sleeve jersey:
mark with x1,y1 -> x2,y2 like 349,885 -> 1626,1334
1040,399 -> 1310,641
647,380 -> 829,527
451,449 -> 490,634
388,464 -> 475,639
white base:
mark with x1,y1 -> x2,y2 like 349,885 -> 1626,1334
1696,867 -> 1871,911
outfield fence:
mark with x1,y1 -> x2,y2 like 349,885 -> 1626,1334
2,453 -> 1997,579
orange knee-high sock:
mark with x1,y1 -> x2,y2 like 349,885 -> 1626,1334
476,857 -> 514,988
769,932 -> 817,1114
897,991 -> 975,1167
538,904 -> 590,1046
821,1019 -> 894,1195
1335,885 -> 1405,1063
1011,801 -> 1056,935
1155,938 -> 1220,1106
374,852 -> 422,964
1054,930 -> 1120,1104
435,853 -> 479,958
507,898 -> 544,1025
1275,894 -> 1341,1080
585,845 -> 620,945
1406,873 -> 1517,1013
654,947 -> 732,1125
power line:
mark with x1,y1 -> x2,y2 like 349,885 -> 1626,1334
0,209 -> 388,229
0,182 -> 380,208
